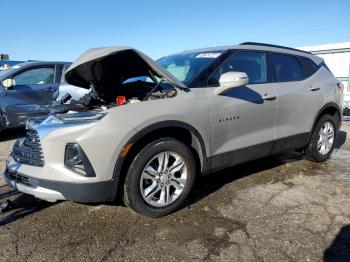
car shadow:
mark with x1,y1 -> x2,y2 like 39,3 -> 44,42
0,187 -> 53,226
324,225 -> 350,262
187,151 -> 303,206
187,127 -> 348,207
335,130 -> 347,149
223,86 -> 264,104
0,128 -> 26,142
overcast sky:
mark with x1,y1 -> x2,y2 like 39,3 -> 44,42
2,0 -> 350,61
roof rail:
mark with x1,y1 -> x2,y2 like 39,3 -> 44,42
239,42 -> 312,55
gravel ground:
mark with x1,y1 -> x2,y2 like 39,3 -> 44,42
0,124 -> 349,262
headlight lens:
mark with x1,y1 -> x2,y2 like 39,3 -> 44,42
55,111 -> 108,123
64,143 -> 96,177
43,111 -> 108,125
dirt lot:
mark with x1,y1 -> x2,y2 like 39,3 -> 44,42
0,124 -> 349,262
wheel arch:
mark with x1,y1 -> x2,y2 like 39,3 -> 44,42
311,102 -> 342,134
112,121 -> 209,199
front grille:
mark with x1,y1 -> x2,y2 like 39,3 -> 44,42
12,128 -> 44,167
5,169 -> 32,187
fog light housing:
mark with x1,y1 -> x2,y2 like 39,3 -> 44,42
64,143 -> 96,177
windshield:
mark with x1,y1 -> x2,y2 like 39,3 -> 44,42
157,51 -> 223,84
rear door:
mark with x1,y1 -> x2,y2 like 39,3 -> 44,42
269,53 -> 324,152
207,50 -> 277,170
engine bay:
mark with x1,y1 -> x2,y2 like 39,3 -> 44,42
46,78 -> 179,116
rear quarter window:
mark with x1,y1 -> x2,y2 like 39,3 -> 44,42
297,57 -> 319,78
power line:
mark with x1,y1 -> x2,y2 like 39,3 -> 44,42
257,24 -> 350,41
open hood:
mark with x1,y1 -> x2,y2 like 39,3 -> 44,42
65,46 -> 187,93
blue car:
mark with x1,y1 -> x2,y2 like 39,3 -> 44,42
0,61 -> 86,131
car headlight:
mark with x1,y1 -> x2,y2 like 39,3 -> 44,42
43,111 -> 108,125
64,143 -> 96,177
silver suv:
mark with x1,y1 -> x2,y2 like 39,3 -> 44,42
4,43 -> 343,217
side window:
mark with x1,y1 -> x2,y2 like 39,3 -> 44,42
297,57 -> 319,78
13,67 -> 55,86
208,51 -> 267,86
270,54 -> 304,82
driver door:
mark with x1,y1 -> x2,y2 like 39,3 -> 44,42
7,65 -> 58,105
1,65 -> 59,127
207,51 -> 277,170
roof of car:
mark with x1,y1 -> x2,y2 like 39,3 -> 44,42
178,42 -> 323,65
14,61 -> 71,68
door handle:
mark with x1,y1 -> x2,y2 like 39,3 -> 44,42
309,86 -> 320,91
262,93 -> 276,100
45,87 -> 56,93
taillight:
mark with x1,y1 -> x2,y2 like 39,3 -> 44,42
337,82 -> 344,91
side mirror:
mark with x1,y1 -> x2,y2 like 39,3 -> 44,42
214,72 -> 249,95
2,78 -> 14,89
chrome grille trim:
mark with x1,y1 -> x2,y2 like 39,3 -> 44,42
12,128 -> 44,167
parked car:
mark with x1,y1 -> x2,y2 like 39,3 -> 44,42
5,43 -> 343,217
0,61 -> 87,131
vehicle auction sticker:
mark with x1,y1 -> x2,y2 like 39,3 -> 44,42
196,53 -> 221,58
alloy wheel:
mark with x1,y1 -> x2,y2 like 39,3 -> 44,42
140,151 -> 187,207
317,121 -> 335,155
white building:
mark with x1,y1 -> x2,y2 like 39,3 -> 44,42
299,42 -> 350,108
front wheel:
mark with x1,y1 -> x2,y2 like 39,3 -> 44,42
304,114 -> 338,162
122,137 -> 196,217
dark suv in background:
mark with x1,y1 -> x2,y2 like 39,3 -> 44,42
0,61 -> 74,130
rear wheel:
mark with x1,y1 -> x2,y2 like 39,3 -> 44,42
305,114 -> 338,162
122,137 -> 196,217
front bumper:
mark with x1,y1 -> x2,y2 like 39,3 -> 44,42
4,160 -> 118,203
3,112 -> 135,203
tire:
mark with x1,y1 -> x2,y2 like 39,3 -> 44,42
304,114 -> 339,162
122,137 -> 196,218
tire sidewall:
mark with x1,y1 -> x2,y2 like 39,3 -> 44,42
123,137 -> 196,218
309,114 -> 338,162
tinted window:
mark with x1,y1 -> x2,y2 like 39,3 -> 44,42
270,54 -> 304,82
13,67 -> 55,85
208,51 -> 267,86
297,57 -> 319,78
